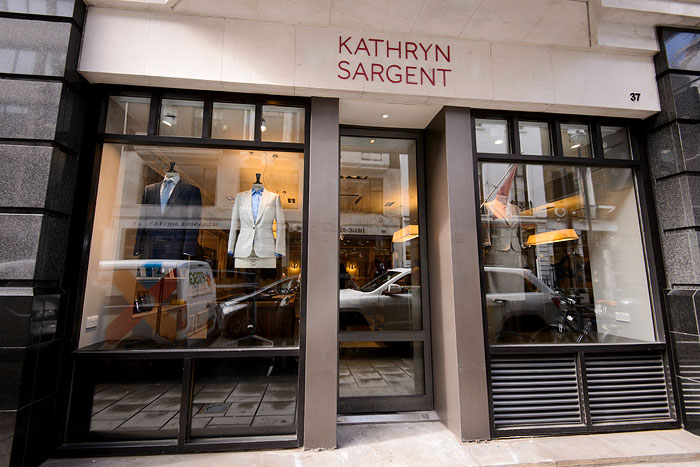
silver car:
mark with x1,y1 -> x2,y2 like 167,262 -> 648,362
339,268 -> 421,331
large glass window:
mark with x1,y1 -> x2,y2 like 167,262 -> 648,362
479,162 -> 654,344
79,145 -> 304,350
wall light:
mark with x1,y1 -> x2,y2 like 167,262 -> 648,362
260,118 -> 267,133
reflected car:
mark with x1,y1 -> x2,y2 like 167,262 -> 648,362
217,275 -> 300,338
339,268 -> 420,331
484,267 -> 564,342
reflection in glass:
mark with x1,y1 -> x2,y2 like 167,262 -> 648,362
261,106 -> 305,143
212,102 -> 255,140
475,119 -> 510,154
79,144 -> 304,350
560,124 -> 592,158
601,126 -> 631,160
519,121 -> 551,156
479,162 -> 655,344
105,96 -> 150,135
663,30 -> 700,71
338,137 -> 422,332
159,99 -> 204,137
339,341 -> 424,397
68,359 -> 182,442
190,357 -> 297,438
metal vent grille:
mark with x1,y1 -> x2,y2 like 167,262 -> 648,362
491,355 -> 582,429
678,365 -> 700,416
585,353 -> 672,424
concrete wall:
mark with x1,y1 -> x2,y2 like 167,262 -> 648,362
647,27 -> 700,434
0,2 -> 88,466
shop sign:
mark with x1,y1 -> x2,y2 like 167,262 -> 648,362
337,35 -> 452,87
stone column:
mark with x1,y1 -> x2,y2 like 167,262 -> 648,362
0,2 -> 87,466
647,27 -> 700,433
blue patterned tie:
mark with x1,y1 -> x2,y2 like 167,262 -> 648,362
161,179 -> 174,213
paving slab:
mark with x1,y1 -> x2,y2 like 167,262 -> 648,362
42,423 -> 700,467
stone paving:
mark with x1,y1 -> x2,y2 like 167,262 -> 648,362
89,377 -> 297,438
339,357 -> 420,397
44,422 -> 700,467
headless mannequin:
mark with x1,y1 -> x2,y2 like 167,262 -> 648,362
164,161 -> 181,189
228,173 -> 283,269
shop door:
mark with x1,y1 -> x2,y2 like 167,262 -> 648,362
338,131 -> 433,414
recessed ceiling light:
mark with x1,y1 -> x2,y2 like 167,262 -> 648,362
370,139 -> 375,143
381,114 -> 389,119
494,139 -> 504,145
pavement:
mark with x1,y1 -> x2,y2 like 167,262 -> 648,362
43,421 -> 700,467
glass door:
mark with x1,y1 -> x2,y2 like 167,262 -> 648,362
338,132 -> 432,414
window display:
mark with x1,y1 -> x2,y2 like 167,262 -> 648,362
79,144 -> 304,350
479,163 -> 655,344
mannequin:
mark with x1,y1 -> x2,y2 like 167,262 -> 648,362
228,173 -> 286,268
133,162 -> 202,259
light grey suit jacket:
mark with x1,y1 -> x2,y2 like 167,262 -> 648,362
227,190 -> 286,258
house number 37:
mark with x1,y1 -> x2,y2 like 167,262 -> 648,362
630,93 -> 641,101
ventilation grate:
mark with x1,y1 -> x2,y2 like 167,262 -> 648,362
491,355 -> 582,429
585,353 -> 672,424
676,365 -> 700,416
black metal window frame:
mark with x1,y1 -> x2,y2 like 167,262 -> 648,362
470,109 -> 681,436
337,126 -> 434,414
55,85 -> 311,456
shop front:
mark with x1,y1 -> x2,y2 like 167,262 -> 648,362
3,1 -> 700,465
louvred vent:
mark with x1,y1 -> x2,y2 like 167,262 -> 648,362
585,353 -> 672,424
491,355 -> 582,429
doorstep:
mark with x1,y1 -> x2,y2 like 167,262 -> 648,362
42,422 -> 700,467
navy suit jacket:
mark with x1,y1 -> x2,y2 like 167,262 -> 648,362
133,180 -> 202,259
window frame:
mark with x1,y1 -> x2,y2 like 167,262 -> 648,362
59,85 -> 311,455
471,110 -> 667,351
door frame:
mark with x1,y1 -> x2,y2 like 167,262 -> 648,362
337,126 -> 433,414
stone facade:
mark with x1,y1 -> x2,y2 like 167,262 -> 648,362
0,2 -> 87,466
648,27 -> 700,434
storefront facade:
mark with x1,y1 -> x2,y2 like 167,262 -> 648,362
2,0 -> 700,465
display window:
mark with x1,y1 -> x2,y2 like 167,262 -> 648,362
66,91 -> 307,447
80,144 -> 304,350
476,116 -> 656,345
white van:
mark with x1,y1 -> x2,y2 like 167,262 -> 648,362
97,259 -> 218,345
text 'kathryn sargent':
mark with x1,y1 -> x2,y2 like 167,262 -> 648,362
337,36 -> 453,87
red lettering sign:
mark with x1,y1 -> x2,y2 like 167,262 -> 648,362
336,35 -> 453,88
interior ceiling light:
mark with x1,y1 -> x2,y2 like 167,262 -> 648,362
526,229 -> 579,246
381,113 -> 389,119
162,114 -> 176,127
260,118 -> 267,133
494,139 -> 504,145
569,130 -> 585,149
392,225 -> 419,243
370,139 -> 375,143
